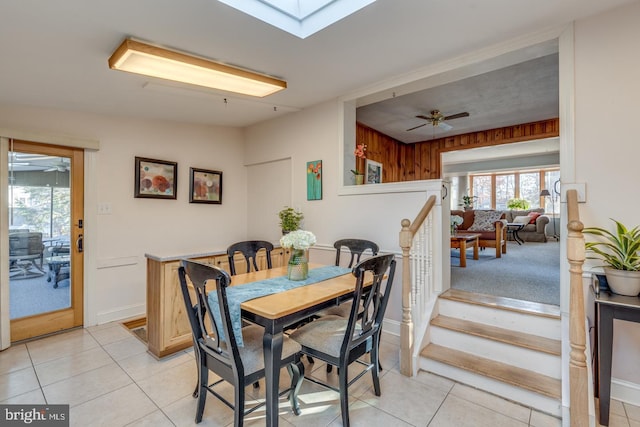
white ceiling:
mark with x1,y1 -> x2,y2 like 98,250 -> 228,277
0,1 -> 634,130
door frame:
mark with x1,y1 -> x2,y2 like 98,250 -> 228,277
0,131 -> 99,349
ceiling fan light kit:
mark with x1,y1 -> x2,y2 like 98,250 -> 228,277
406,109 -> 470,132
108,38 -> 287,97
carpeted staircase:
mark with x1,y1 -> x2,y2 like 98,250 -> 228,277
419,289 -> 562,416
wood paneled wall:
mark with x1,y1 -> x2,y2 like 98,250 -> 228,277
355,118 -> 559,182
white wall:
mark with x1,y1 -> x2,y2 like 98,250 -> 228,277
574,2 -> 640,392
0,105 -> 248,324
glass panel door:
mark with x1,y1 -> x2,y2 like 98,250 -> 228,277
8,140 -> 83,341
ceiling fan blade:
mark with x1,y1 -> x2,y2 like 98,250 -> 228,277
406,123 -> 427,131
443,112 -> 469,120
437,122 -> 453,131
415,115 -> 435,122
44,167 -> 57,172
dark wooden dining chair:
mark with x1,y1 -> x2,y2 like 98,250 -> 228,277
334,238 -> 379,268
178,259 -> 304,426
226,240 -> 274,276
318,239 -> 380,372
289,254 -> 396,427
325,238 -> 379,316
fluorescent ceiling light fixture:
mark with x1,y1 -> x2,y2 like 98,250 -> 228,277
108,39 -> 286,97
218,0 -> 376,39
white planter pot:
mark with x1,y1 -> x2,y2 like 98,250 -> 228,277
604,267 -> 640,297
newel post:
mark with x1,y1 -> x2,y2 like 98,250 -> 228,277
399,218 -> 414,376
566,189 -> 589,427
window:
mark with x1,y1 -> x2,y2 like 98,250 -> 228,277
472,176 -> 492,209
495,174 -> 515,210
542,170 -> 561,215
470,168 -> 559,211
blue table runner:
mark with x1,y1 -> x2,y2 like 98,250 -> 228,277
208,265 -> 352,346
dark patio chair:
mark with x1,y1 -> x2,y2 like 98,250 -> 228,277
9,232 -> 45,279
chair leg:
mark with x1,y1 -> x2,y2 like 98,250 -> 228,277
234,378 -> 245,427
192,344 -> 201,398
287,360 -> 305,416
307,355 -> 314,364
195,366 -> 208,423
338,360 -> 350,427
326,364 -> 332,373
371,335 -> 382,396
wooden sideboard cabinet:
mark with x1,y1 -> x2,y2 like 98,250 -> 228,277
145,246 -> 290,358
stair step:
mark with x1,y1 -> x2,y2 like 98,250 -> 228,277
431,315 -> 561,356
421,344 -> 561,400
440,289 -> 560,319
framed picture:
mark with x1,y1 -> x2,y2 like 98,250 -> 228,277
366,159 -> 382,184
306,160 -> 322,200
134,157 -> 177,199
189,168 -> 222,204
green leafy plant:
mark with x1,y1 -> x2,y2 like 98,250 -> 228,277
584,218 -> 640,271
278,207 -> 304,233
459,195 -> 477,209
506,198 -> 530,210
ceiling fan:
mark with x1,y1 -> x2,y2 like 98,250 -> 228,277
44,159 -> 71,172
406,109 -> 470,132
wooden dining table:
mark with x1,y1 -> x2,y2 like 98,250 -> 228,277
229,263 -> 363,427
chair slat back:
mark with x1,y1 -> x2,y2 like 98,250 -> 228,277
178,259 -> 241,370
334,239 -> 379,268
343,254 -> 396,353
9,232 -> 43,257
226,240 -> 274,275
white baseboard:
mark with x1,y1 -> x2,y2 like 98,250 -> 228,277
382,318 -> 400,337
94,304 -> 145,326
612,377 -> 640,407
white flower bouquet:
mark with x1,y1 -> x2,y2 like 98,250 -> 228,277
451,215 -> 463,227
280,230 -> 317,250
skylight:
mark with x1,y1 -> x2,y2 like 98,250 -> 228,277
218,0 -> 376,39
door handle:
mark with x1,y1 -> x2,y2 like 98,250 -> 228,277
76,234 -> 83,253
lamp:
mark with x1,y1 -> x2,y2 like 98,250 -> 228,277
540,189 -> 558,240
108,39 -> 287,97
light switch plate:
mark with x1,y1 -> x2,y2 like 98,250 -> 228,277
561,183 -> 586,203
97,203 -> 112,215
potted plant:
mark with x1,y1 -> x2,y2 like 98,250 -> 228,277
278,207 -> 304,234
459,195 -> 478,211
507,198 -> 530,210
584,218 -> 640,296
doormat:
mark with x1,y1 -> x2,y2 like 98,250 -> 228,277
122,316 -> 147,344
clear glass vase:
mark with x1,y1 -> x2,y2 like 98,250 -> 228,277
288,249 -> 308,281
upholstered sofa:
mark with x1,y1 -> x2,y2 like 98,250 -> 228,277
501,208 -> 549,242
451,209 -> 507,258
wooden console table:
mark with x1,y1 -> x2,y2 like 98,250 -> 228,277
592,285 -> 640,426
144,245 -> 290,358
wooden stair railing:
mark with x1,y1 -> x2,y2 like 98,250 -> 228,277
566,188 -> 589,427
399,194 -> 437,376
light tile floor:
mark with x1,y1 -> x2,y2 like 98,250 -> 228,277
1,322 -> 637,426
